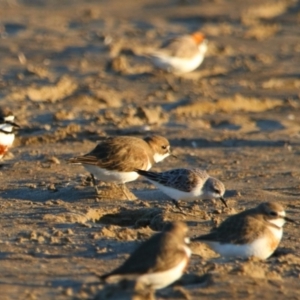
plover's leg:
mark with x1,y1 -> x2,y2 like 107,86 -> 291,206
111,182 -> 118,189
110,183 -> 130,200
172,199 -> 186,215
120,184 -> 131,200
90,173 -> 100,194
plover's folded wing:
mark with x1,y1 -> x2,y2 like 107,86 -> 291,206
151,35 -> 200,59
193,214 -> 265,245
137,168 -> 207,193
68,140 -> 152,172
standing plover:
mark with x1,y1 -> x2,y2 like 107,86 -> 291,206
149,32 -> 208,74
99,221 -> 191,290
136,168 -> 226,212
0,109 -> 19,160
68,135 -> 172,199
192,202 -> 295,259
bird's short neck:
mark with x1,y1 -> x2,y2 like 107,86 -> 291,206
153,152 -> 169,163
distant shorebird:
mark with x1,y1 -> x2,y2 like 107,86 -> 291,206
136,168 -> 226,212
149,32 -> 208,74
68,135 -> 172,199
0,108 -> 19,160
192,202 -> 295,259
99,222 -> 191,290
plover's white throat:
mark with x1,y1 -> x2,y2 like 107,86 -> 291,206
192,202 -> 295,260
149,32 -> 208,74
68,135 -> 172,199
99,221 -> 191,290
0,109 -> 19,160
136,168 -> 226,212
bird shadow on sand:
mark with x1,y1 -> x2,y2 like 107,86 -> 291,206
0,186 -> 95,203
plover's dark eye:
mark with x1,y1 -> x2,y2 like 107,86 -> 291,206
161,145 -> 167,150
214,189 -> 220,194
270,211 -> 277,216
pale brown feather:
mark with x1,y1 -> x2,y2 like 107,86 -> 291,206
68,136 -> 154,172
